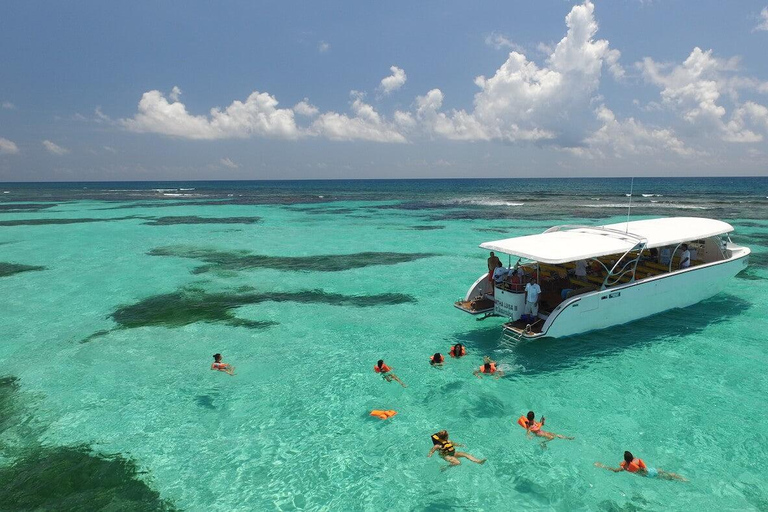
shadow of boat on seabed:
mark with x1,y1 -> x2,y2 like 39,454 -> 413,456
452,293 -> 752,377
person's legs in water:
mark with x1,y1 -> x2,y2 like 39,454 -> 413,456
455,452 -> 486,464
656,469 -> 688,482
536,430 -> 574,441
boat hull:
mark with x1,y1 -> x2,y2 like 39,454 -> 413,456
534,250 -> 750,339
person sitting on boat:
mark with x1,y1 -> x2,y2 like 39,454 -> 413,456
595,451 -> 687,481
211,353 -> 235,376
516,411 -> 574,441
679,244 -> 691,269
524,276 -> 541,320
374,359 -> 407,388
449,343 -> 466,358
428,430 -> 486,468
430,353 -> 445,367
473,357 -> 504,379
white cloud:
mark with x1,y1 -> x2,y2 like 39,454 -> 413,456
310,91 -> 407,142
0,137 -> 19,154
318,41 -> 330,53
576,105 -> 693,157
485,33 -> 525,53
293,99 -> 319,117
755,7 -> 768,31
310,92 -> 407,142
378,66 -> 407,95
103,145 -> 117,153
121,88 -> 301,140
220,157 -> 239,169
169,86 -> 182,102
639,47 -> 768,142
417,1 -> 618,143
2,102 -> 15,110
43,140 -> 70,155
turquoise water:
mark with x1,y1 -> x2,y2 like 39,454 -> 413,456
1,179 -> 767,510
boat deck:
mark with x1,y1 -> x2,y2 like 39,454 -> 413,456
454,298 -> 494,315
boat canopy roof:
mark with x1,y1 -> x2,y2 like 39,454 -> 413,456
479,217 -> 733,264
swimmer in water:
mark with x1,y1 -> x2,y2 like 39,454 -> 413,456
449,343 -> 466,358
473,356 -> 504,379
211,353 -> 234,376
595,451 -> 687,481
430,353 -> 445,367
374,359 -> 407,388
516,411 -> 574,441
428,430 -> 486,469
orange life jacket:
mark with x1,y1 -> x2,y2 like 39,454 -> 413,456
449,346 -> 466,357
430,355 -> 444,364
374,364 -> 391,373
517,416 -> 541,431
620,458 -> 647,473
479,363 -> 496,373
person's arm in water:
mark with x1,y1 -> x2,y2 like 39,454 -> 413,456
427,445 -> 439,458
594,462 -> 623,472
473,369 -> 483,379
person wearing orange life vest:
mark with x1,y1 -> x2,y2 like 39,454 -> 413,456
428,430 -> 486,469
449,343 -> 466,358
430,353 -> 445,367
374,359 -> 407,388
473,356 -> 504,379
211,353 -> 234,376
595,451 -> 687,481
516,411 -> 574,441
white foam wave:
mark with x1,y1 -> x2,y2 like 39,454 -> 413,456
452,198 -> 524,207
179,188 -> 195,191
580,203 -> 709,210
642,193 -> 662,197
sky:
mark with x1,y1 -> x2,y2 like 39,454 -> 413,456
1,0 -> 768,181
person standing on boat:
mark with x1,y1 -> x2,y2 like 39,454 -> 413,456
487,252 -> 501,281
679,244 -> 691,269
492,261 -> 509,285
524,276 -> 541,320
574,259 -> 588,277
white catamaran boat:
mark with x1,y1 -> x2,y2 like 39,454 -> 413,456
455,217 -> 750,340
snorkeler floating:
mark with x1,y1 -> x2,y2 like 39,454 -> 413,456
516,411 -> 574,441
449,343 -> 466,358
429,353 -> 445,367
211,353 -> 235,376
374,359 -> 407,388
595,451 -> 687,481
473,356 -> 504,379
428,430 -> 486,469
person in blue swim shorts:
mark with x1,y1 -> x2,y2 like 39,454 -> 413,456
595,451 -> 687,481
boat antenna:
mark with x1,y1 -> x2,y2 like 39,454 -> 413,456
625,177 -> 634,233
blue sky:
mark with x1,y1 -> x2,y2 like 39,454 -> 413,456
1,0 -> 768,181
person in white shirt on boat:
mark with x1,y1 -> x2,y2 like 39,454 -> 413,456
679,244 -> 691,269
524,277 -> 541,319
574,259 -> 588,278
492,262 -> 509,285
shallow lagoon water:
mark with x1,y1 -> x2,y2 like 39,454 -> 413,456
1,178 -> 767,510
